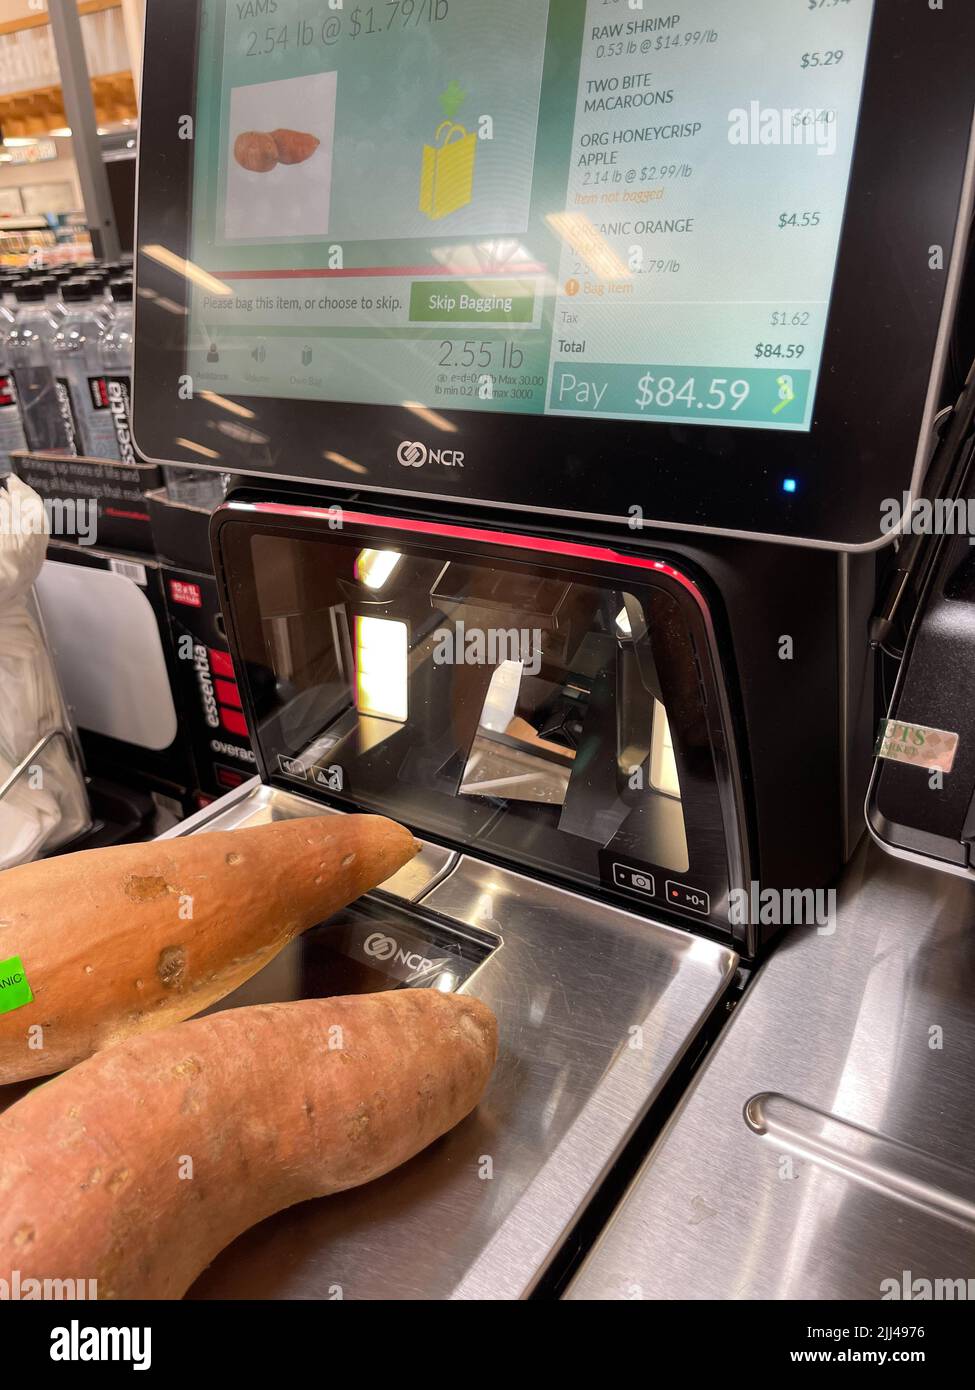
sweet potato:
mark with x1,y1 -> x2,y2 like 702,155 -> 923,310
234,131 -> 278,172
270,128 -> 320,165
0,990 -> 497,1299
0,815 -> 419,1083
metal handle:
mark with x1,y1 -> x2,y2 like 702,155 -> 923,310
0,729 -> 77,804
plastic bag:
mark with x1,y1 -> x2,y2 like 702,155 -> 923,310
0,475 -> 91,868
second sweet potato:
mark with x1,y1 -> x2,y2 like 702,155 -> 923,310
0,989 -> 498,1298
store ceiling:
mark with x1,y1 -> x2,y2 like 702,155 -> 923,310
0,1 -> 111,31
0,71 -> 137,142
0,2 -> 135,150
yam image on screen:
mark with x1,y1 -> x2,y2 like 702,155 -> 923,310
233,128 -> 320,173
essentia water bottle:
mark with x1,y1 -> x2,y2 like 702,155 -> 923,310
83,269 -> 113,320
6,280 -> 76,455
36,275 -> 63,318
90,278 -> 135,464
0,300 -> 29,475
0,273 -> 21,311
47,278 -> 122,459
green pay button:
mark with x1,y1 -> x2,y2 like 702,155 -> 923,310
0,955 -> 33,1014
410,280 -> 535,324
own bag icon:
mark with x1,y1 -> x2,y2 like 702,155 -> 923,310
420,120 -> 476,220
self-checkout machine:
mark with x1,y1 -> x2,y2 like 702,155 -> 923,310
133,0 -> 975,1297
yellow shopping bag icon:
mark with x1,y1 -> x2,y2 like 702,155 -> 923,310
419,120 -> 477,221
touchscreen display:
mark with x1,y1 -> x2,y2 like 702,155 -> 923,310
186,0 -> 874,432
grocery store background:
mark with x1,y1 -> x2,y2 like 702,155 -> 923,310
0,0 -> 142,259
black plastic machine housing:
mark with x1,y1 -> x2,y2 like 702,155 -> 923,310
869,435 -> 975,876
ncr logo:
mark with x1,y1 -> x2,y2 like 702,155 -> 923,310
397,440 -> 425,467
362,932 -> 448,978
396,440 -> 464,468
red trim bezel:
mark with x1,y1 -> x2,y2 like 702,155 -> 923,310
248,501 -> 705,605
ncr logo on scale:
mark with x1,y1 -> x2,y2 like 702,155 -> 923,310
362,932 -> 448,979
396,440 -> 465,468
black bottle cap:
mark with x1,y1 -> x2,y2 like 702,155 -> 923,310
110,279 -> 134,303
13,281 -> 47,303
61,279 -> 93,303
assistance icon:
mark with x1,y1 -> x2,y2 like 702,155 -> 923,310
420,80 -> 477,221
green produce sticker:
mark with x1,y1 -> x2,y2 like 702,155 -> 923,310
0,956 -> 33,1014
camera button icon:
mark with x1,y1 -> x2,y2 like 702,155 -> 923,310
612,864 -> 656,899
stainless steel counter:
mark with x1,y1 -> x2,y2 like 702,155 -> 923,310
151,781 -> 739,1300
566,837 -> 975,1300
